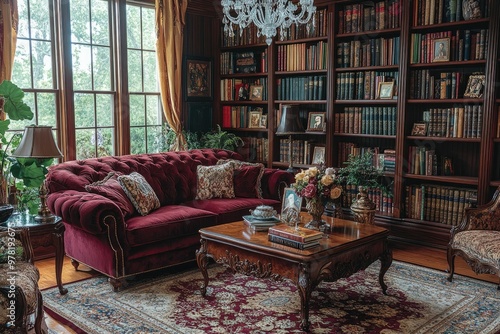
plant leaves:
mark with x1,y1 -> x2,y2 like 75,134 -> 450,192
0,81 -> 34,121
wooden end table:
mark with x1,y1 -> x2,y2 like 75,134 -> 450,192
196,214 -> 392,331
0,212 -> 67,295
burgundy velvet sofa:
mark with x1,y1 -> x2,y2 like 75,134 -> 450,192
46,149 -> 293,290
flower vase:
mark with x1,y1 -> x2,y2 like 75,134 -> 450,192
304,198 -> 325,230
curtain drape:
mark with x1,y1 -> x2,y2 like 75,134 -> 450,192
0,0 -> 18,82
155,0 -> 188,151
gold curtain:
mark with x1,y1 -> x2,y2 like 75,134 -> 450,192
155,0 -> 188,151
0,0 -> 18,82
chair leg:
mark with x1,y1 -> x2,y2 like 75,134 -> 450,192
447,248 -> 455,282
34,290 -> 46,334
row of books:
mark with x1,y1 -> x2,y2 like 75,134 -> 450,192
337,0 -> 401,34
337,144 -> 394,171
277,41 -> 328,72
335,106 -> 397,136
278,7 -> 329,41
240,137 -> 269,166
410,70 -> 467,99
336,71 -> 398,100
341,184 -> 394,216
220,50 -> 268,75
268,224 -> 323,250
412,0 -> 489,26
422,105 -> 483,138
336,37 -> 400,68
220,78 -> 268,102
407,146 -> 438,176
404,184 -> 477,225
276,75 -> 326,101
278,139 -> 316,165
221,23 -> 267,47
410,29 -> 488,64
221,106 -> 266,129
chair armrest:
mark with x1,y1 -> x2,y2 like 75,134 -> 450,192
261,169 -> 295,200
47,190 -> 127,235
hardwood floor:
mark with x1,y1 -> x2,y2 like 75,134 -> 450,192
36,243 -> 498,333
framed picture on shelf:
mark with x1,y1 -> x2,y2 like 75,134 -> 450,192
249,85 -> 263,101
281,187 -> 302,224
377,81 -> 394,99
184,56 -> 212,101
411,122 -> 427,136
235,83 -> 249,101
462,0 -> 482,20
463,74 -> 485,98
431,38 -> 450,62
306,112 -> 326,132
260,114 -> 268,128
248,110 -> 262,128
311,146 -> 325,165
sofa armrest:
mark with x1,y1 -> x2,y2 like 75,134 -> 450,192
261,169 -> 295,200
47,190 -> 126,235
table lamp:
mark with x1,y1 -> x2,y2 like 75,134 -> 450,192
11,126 -> 63,222
275,104 -> 304,173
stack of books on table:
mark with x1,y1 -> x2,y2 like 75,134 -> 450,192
268,224 -> 323,250
243,215 -> 280,231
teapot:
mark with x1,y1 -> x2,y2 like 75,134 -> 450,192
249,205 -> 277,219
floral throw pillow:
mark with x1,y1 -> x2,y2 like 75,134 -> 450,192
118,172 -> 160,216
216,159 -> 264,198
195,163 -> 235,200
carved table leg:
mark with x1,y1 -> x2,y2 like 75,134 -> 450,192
379,241 -> 393,295
297,264 -> 312,331
52,225 -> 68,295
196,239 -> 209,296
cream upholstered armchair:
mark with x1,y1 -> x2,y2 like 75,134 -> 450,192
447,187 -> 500,289
0,228 -> 47,333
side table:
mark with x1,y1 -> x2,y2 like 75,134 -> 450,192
0,212 -> 67,295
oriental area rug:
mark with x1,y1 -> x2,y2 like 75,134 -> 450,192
42,261 -> 500,334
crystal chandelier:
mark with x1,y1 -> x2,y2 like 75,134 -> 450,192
221,0 -> 316,45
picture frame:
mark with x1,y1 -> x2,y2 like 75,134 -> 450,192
311,146 -> 326,165
249,85 -> 263,101
411,122 -> 427,136
248,110 -> 262,128
281,187 -> 303,224
432,38 -> 450,62
186,102 -> 212,133
235,83 -> 249,101
260,114 -> 268,128
377,81 -> 394,99
306,112 -> 326,132
184,56 -> 212,101
462,0 -> 482,20
463,74 -> 485,98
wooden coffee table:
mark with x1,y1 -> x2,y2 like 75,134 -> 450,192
196,214 -> 392,330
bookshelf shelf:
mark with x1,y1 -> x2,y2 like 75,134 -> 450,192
220,43 -> 268,51
220,73 -> 268,79
407,99 -> 484,104
275,69 -> 327,76
336,65 -> 399,72
222,127 -> 268,133
221,101 -> 268,106
275,100 -> 327,105
411,18 -> 490,32
407,136 -> 481,143
335,133 -> 396,139
334,100 -> 398,105
409,60 -> 487,68
404,174 -> 479,186
491,181 -> 500,187
336,27 -> 401,38
275,36 -> 328,45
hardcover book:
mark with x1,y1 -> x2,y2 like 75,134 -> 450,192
268,224 -> 323,243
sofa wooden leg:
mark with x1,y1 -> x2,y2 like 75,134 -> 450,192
447,250 -> 455,283
71,259 -> 80,271
108,278 -> 128,292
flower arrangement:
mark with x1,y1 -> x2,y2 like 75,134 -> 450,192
292,165 -> 342,205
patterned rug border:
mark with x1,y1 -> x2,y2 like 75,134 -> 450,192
42,260 -> 500,334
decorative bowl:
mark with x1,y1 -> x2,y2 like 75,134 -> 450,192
249,205 -> 277,220
0,204 -> 14,223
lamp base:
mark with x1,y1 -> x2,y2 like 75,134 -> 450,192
35,213 -> 55,223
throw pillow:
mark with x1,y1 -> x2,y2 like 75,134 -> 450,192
233,165 -> 264,198
85,172 -> 136,218
217,159 -> 264,198
118,172 -> 160,216
195,163 -> 235,200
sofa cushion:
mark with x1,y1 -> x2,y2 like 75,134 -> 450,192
195,163 -> 235,200
118,172 -> 160,216
217,159 -> 264,198
85,172 -> 136,218
233,165 -> 264,198
452,230 -> 500,269
184,197 -> 281,224
125,205 -> 217,247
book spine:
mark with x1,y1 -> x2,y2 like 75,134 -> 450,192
268,234 -> 315,250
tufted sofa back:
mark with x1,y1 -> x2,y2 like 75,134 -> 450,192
45,149 -> 242,205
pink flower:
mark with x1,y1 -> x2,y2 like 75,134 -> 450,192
302,183 -> 317,198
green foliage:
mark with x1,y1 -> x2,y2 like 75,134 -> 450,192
337,151 -> 391,195
10,158 -> 53,188
164,125 -> 202,150
14,181 -> 40,215
0,81 -> 34,121
200,125 -> 244,151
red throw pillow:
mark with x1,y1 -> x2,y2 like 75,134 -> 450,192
85,175 -> 136,218
233,165 -> 263,198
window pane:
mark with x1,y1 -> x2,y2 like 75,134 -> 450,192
126,5 -> 141,49
91,0 -> 110,45
17,0 -> 29,38
32,40 -> 54,89
93,46 -> 111,90
142,8 -> 155,50
30,0 -> 51,40
129,94 -> 145,126
76,129 -> 96,159
74,93 -> 95,127
146,95 -> 162,125
12,39 -> 32,88
72,45 -> 92,90
37,93 -> 57,126
70,0 -> 91,43
127,49 -> 143,92
143,51 -> 158,92
130,127 -> 145,154
96,94 -> 113,127
97,128 -> 113,157
147,125 -> 165,153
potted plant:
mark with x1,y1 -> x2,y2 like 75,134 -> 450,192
200,124 -> 244,151
336,150 -> 391,224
